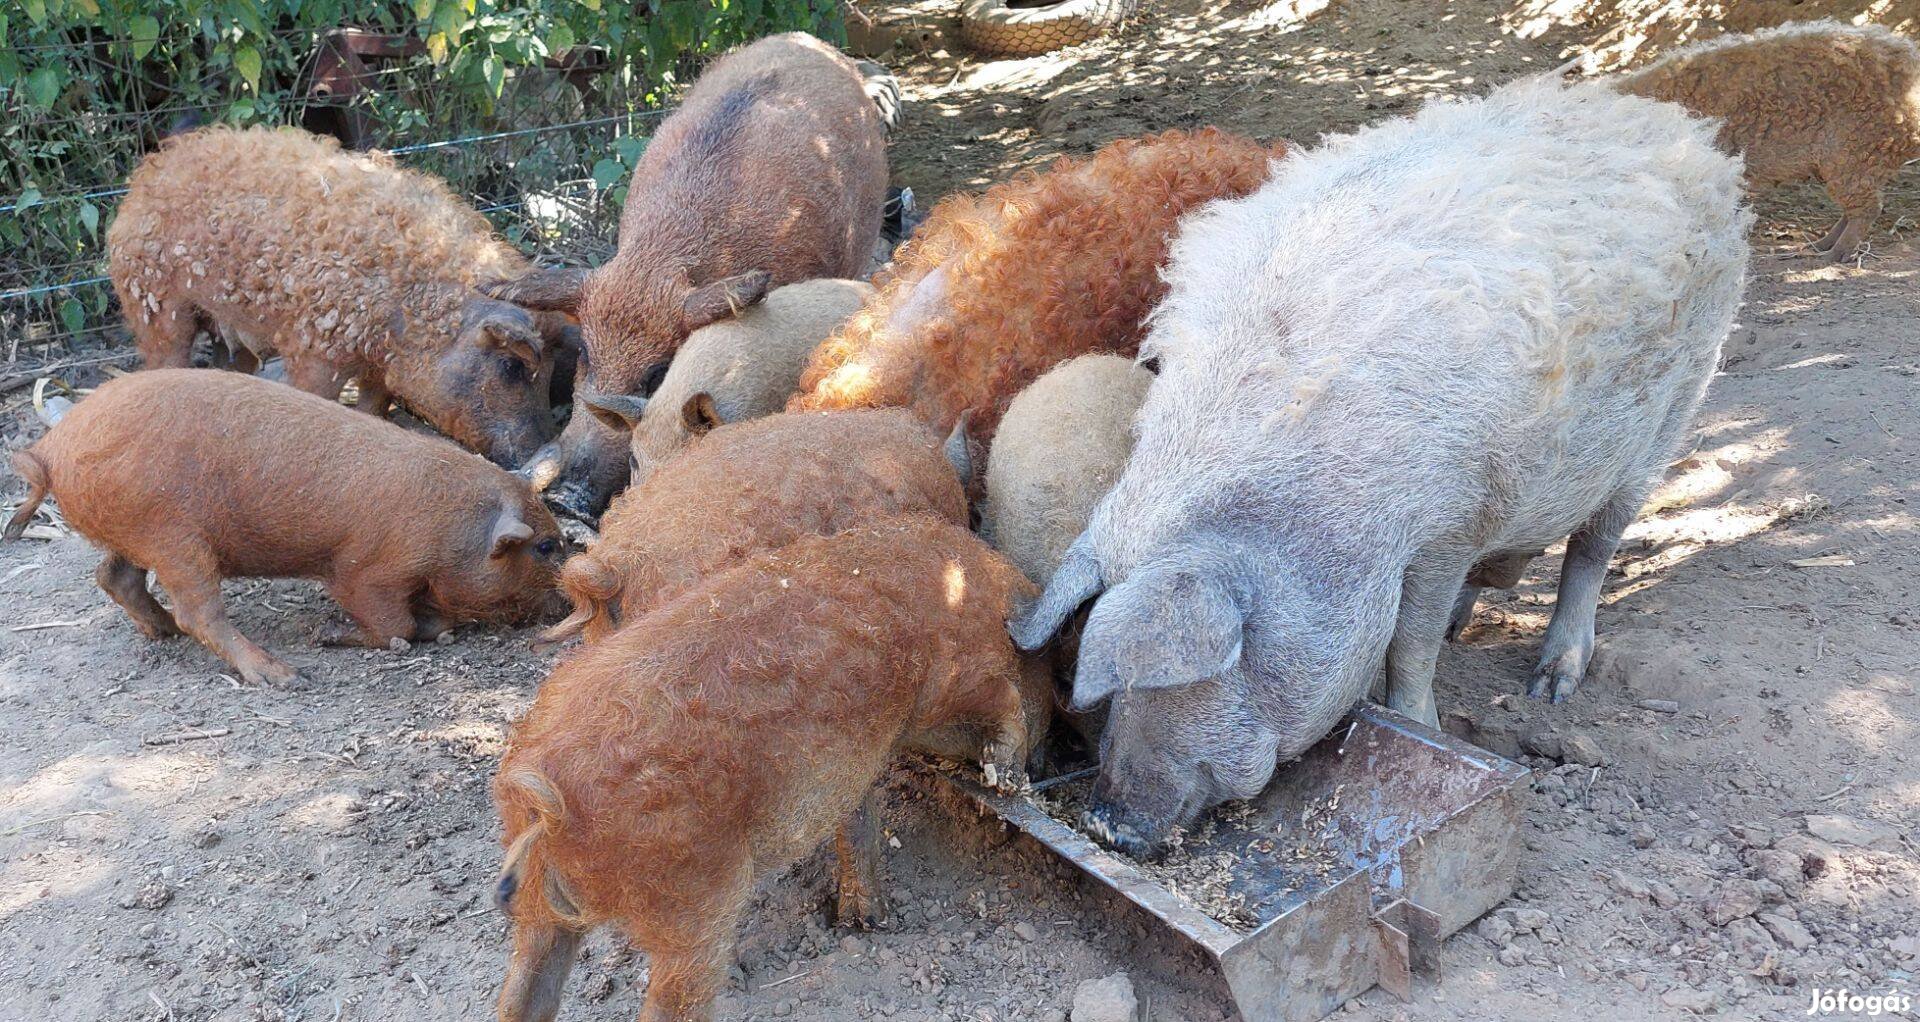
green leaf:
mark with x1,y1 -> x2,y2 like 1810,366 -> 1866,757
24,67 -> 61,109
128,15 -> 159,59
0,12 -> 10,45
591,157 -> 625,191
23,0 -> 46,26
59,298 -> 84,336
78,201 -> 99,236
482,52 -> 504,97
412,0 -> 435,20
70,0 -> 99,16
233,44 -> 262,88
229,97 -> 256,121
546,21 -> 574,53
14,186 -> 42,214
614,135 -> 647,164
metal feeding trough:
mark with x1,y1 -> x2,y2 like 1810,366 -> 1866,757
930,704 -> 1530,1022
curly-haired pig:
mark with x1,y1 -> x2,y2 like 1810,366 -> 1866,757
5,370 -> 565,685
1614,20 -> 1920,261
1010,78 -> 1750,856
492,516 -> 1047,1022
484,33 -> 890,519
109,126 -> 571,467
542,407 -> 967,646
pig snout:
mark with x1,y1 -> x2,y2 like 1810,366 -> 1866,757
483,424 -> 550,471
1080,795 -> 1173,861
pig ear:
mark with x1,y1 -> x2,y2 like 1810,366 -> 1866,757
489,508 -> 535,559
481,268 -> 589,315
680,392 -> 723,436
481,310 -> 544,368
581,389 -> 648,432
1070,568 -> 1243,712
1007,534 -> 1102,651
943,412 -> 973,485
682,270 -> 772,331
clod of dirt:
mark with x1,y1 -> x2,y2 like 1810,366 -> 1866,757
1804,813 -> 1901,851
1758,912 -> 1817,950
1701,881 -> 1765,926
118,880 -> 173,911
1071,972 -> 1138,1022
1560,733 -> 1606,767
1585,630 -> 1715,704
1660,987 -> 1718,1013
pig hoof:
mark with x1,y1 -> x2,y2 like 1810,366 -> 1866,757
313,622 -> 359,647
1526,655 -> 1588,703
834,885 -> 887,931
246,660 -> 304,689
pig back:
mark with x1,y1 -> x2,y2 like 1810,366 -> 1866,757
38,369 -> 512,577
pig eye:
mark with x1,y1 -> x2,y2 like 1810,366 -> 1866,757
636,360 -> 670,398
497,355 -> 531,384
535,538 -> 558,558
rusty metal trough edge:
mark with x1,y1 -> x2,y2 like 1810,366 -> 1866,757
926,703 -> 1532,1022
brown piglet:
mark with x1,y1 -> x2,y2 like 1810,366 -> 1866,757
5,370 -> 566,685
542,408 -> 968,646
492,516 -> 1047,1022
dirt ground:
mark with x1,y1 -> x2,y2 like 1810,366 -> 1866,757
5,1 -> 1920,1020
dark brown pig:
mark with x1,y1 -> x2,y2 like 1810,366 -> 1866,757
108,125 -> 569,467
484,32 -> 889,519
4,370 -> 566,686
492,516 -> 1047,1022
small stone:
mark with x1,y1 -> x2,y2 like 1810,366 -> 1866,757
1805,814 -> 1900,851
387,636 -> 412,653
1728,824 -> 1773,849
1611,870 -> 1651,900
188,828 -> 222,849
1629,823 -> 1658,849
1071,972 -> 1137,1022
1660,987 -> 1717,1013
1649,881 -> 1681,909
1702,881 -> 1764,926
1013,921 -> 1039,942
1560,733 -> 1605,767
1746,849 -> 1806,895
839,935 -> 864,955
435,630 -> 455,646
1504,907 -> 1550,933
1759,913 -> 1816,950
1478,913 -> 1516,947
1521,731 -> 1563,760
120,881 -> 173,911
1497,944 -> 1527,967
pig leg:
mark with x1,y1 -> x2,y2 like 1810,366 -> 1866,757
637,947 -> 731,1022
153,555 -> 299,687
1821,171 -> 1882,263
319,575 -> 419,649
1809,216 -> 1848,254
353,370 -> 393,417
1383,559 -> 1472,727
1445,585 -> 1482,642
1528,491 -> 1639,702
497,920 -> 583,1022
96,554 -> 180,639
833,790 -> 888,930
281,355 -> 352,402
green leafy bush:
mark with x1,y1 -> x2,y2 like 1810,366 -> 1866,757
1,0 -> 842,355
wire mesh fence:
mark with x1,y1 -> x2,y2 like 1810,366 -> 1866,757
0,28 -> 679,372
